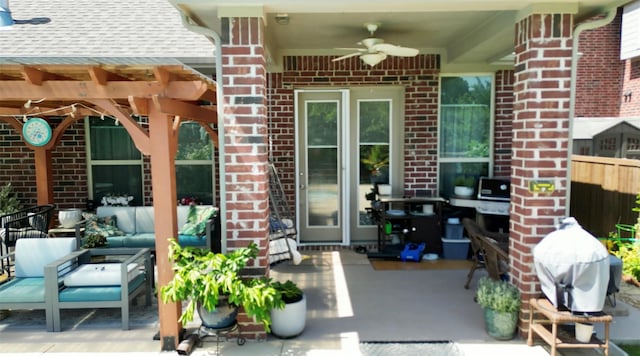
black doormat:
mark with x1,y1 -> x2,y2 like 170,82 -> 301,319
359,340 -> 463,356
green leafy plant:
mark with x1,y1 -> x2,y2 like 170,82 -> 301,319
160,240 -> 284,331
613,241 -> 640,282
361,146 -> 389,176
272,280 -> 303,304
454,175 -> 475,188
82,233 -> 108,248
0,183 -> 21,215
476,277 -> 521,313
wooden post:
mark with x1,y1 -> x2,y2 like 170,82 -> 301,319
33,147 -> 54,205
147,101 -> 182,351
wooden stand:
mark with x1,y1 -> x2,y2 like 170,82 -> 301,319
527,298 -> 612,356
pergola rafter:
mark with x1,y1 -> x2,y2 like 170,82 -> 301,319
0,62 -> 219,345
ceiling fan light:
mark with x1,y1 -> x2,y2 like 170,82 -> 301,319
360,53 -> 386,66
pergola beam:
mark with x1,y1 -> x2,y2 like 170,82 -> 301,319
152,96 -> 217,124
88,66 -> 131,85
0,80 -> 212,101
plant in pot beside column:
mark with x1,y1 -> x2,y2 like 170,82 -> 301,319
475,276 -> 522,340
453,175 -> 475,198
160,240 -> 283,331
270,280 -> 306,338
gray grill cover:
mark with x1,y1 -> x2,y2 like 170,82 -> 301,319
533,217 -> 610,313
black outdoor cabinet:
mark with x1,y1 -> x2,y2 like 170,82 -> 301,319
408,214 -> 442,255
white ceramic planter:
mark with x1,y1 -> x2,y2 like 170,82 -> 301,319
454,186 -> 474,198
270,294 -> 306,338
58,208 -> 82,228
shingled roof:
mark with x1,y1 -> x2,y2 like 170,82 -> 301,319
0,0 -> 214,66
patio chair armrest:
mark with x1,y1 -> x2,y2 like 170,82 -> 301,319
0,250 -> 15,261
45,249 -> 91,278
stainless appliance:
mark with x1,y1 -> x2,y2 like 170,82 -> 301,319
533,217 -> 610,313
476,177 -> 510,232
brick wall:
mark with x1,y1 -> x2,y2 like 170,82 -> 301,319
267,56 -> 514,210
621,59 -> 640,117
0,118 -> 88,214
495,70 -> 515,178
575,11 -> 624,118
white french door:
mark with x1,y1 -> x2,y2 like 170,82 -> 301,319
296,88 -> 404,244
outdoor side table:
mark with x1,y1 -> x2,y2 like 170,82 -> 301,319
527,298 -> 612,356
48,226 -> 84,238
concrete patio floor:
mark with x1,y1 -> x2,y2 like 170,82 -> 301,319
0,248 -> 636,355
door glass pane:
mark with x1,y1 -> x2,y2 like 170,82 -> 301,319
358,100 -> 390,226
307,102 -> 338,145
307,101 -> 339,227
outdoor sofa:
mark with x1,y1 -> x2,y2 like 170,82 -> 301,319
75,205 -> 220,252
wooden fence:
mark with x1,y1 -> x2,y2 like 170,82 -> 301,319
571,155 -> 640,238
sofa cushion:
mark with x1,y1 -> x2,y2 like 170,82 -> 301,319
123,233 -> 156,248
134,207 -> 155,233
178,234 -> 208,247
15,238 -> 76,278
0,277 -> 46,303
63,263 -> 140,287
59,274 -> 146,302
97,207 -> 137,234
105,236 -> 126,248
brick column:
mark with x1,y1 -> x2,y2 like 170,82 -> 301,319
220,17 -> 270,340
511,13 -> 574,331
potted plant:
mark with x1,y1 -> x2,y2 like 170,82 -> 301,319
270,280 -> 306,338
160,240 -> 283,331
475,276 -> 521,340
361,146 -> 389,184
82,233 -> 108,249
453,175 -> 475,197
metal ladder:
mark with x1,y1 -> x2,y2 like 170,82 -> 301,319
268,163 -> 297,263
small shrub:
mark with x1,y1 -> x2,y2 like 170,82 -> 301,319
0,183 -> 21,215
476,277 -> 521,313
613,241 -> 640,282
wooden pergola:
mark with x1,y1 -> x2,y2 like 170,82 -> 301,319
0,63 -> 218,349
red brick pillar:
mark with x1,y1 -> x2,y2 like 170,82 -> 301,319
220,17 -> 270,339
511,13 -> 574,331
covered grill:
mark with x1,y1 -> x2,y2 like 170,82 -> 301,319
533,217 -> 610,313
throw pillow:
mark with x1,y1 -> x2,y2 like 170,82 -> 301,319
180,206 -> 218,236
82,212 -> 125,237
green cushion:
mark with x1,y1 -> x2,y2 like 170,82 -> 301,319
178,234 -> 206,246
0,278 -> 46,303
58,274 -> 146,302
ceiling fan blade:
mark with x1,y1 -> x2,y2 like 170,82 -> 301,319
372,43 -> 419,57
332,52 -> 362,62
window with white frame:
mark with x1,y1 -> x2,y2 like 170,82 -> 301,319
175,122 -> 215,205
87,119 -> 215,206
87,117 -> 143,206
438,75 -> 494,198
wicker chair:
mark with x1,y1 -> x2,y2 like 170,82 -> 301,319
462,218 -> 509,288
0,204 -> 55,277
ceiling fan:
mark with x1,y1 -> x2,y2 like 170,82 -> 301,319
332,23 -> 419,66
